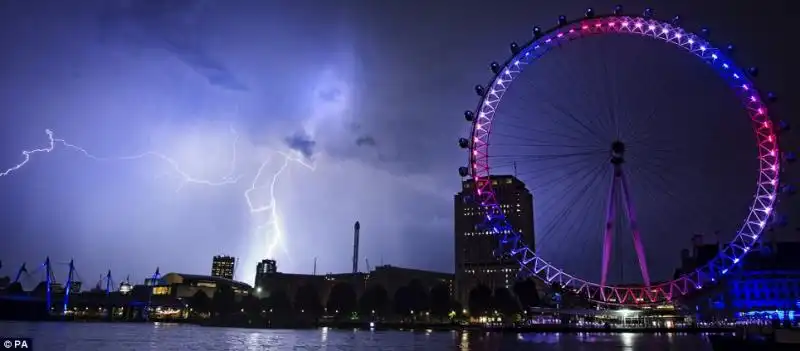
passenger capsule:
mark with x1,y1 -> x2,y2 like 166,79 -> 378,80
475,85 -> 485,96
533,26 -> 542,38
767,92 -> 777,102
490,62 -> 501,74
464,110 -> 475,122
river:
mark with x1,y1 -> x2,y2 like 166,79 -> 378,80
0,321 -> 714,350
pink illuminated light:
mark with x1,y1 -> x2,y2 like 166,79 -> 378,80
467,14 -> 780,306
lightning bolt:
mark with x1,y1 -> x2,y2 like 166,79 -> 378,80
1,128 -> 315,268
0,128 -> 241,188
245,151 -> 316,260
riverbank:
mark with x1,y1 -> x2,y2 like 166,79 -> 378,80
321,321 -> 734,334
2,316 -> 735,334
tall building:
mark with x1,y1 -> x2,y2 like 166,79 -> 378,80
211,255 -> 236,280
454,175 -> 534,305
256,259 -> 277,275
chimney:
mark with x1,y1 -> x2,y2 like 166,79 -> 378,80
352,221 -> 360,274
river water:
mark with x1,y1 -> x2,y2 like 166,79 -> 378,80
0,321 -> 714,350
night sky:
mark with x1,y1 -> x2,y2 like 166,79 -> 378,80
0,0 -> 796,288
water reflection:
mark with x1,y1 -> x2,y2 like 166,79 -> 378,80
320,326 -> 328,343
621,332 -> 635,350
0,321 -> 714,350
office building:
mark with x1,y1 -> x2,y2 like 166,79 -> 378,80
211,255 -> 236,280
454,175 -> 535,304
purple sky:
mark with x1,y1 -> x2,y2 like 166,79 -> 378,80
0,0 -> 795,287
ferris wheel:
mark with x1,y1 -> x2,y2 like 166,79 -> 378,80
457,6 -> 793,305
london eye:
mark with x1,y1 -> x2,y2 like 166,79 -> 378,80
457,6 -> 791,305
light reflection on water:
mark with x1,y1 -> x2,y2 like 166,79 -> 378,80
1,321 -> 713,350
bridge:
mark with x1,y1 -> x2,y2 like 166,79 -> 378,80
0,257 -> 180,320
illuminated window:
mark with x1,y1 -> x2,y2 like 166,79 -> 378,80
152,286 -> 171,296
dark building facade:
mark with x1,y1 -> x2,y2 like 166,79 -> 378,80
211,255 -> 236,280
454,175 -> 534,304
153,272 -> 251,300
253,263 -> 453,307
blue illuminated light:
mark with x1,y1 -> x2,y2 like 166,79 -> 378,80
466,12 -> 780,306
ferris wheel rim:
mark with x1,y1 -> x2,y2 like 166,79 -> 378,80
465,12 -> 780,305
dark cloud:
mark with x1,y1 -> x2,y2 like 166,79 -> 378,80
355,135 -> 376,147
97,0 -> 248,91
284,132 -> 316,159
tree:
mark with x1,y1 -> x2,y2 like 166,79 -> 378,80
294,284 -> 323,318
549,282 -> 563,308
265,290 -> 292,318
31,282 -> 47,296
212,285 -> 236,319
492,287 -> 519,318
359,284 -> 390,317
513,279 -> 540,311
326,283 -> 357,318
406,280 -> 429,315
429,283 -> 452,320
5,282 -> 23,295
189,290 -> 211,314
393,286 -> 413,317
239,294 -> 262,320
468,284 -> 492,316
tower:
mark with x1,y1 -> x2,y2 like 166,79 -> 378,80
352,221 -> 360,274
211,255 -> 236,280
454,175 -> 535,304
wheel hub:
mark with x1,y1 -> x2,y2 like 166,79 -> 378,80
610,140 -> 626,164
